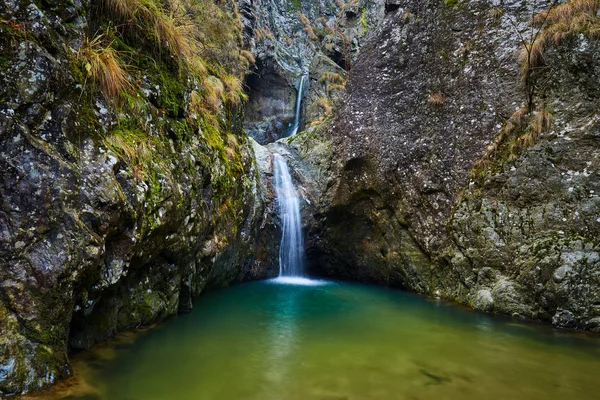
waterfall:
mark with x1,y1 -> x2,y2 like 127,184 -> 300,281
273,154 -> 305,277
286,75 -> 306,138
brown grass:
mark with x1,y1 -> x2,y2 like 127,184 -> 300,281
326,83 -> 346,94
472,105 -> 552,178
321,71 -> 347,94
255,27 -> 275,41
299,13 -> 319,41
240,49 -> 256,65
427,92 -> 445,105
100,0 -> 251,106
221,74 -> 244,104
520,0 -> 600,83
317,97 -> 333,115
202,75 -> 225,111
320,71 -> 346,84
489,7 -> 504,20
514,108 -> 553,150
78,35 -> 132,102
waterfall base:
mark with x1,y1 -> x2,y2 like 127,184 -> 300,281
268,277 -> 330,286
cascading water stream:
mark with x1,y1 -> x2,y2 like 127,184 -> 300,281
273,154 -> 305,277
286,75 -> 306,138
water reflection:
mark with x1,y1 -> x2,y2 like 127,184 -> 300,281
263,284 -> 300,388
38,280 -> 600,400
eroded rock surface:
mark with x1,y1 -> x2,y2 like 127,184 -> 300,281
299,0 -> 600,330
242,0 -> 385,144
0,0 -> 278,395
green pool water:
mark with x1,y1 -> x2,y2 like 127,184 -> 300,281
58,279 -> 600,400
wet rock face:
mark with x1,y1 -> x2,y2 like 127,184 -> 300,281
244,58 -> 297,144
304,0 -> 600,330
308,0 -> 517,288
451,34 -> 600,328
242,0 -> 386,144
0,0 -> 278,395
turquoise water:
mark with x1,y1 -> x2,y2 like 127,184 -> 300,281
42,280 -> 600,400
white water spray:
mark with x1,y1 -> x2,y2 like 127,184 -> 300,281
287,75 -> 306,137
273,154 -> 305,277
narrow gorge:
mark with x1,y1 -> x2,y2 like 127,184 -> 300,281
1,0 -> 599,398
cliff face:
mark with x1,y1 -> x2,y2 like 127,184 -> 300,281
241,0 -> 385,144
1,0 -> 599,396
0,0 -> 278,395
301,0 -> 600,331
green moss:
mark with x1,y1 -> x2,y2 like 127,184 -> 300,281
290,0 -> 302,11
360,7 -> 368,35
444,0 -> 460,8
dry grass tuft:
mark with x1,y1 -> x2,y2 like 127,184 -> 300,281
472,105 -> 552,179
520,0 -> 600,84
255,27 -> 275,41
317,97 -> 333,115
227,133 -> 238,148
221,75 -> 244,104
326,83 -> 346,94
514,107 -> 553,150
202,75 -> 225,111
99,0 -> 251,105
320,71 -> 346,84
321,71 -> 347,94
78,35 -> 132,102
427,92 -> 445,105
240,49 -> 256,65
225,146 -> 237,161
489,7 -> 504,20
299,13 -> 319,41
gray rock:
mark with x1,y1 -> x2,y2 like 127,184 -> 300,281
297,0 -> 600,332
553,309 -> 577,329
474,290 -> 494,312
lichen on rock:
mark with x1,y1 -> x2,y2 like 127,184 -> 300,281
0,0 -> 277,395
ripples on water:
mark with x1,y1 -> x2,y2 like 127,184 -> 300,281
30,280 -> 600,400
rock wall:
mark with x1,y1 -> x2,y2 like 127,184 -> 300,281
1,0 -> 599,396
0,0 -> 278,396
242,0 -> 385,144
300,0 -> 600,331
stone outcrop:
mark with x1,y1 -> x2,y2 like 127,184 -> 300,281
2,0 -> 600,397
242,0 -> 385,144
0,0 -> 279,395
299,0 -> 600,331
